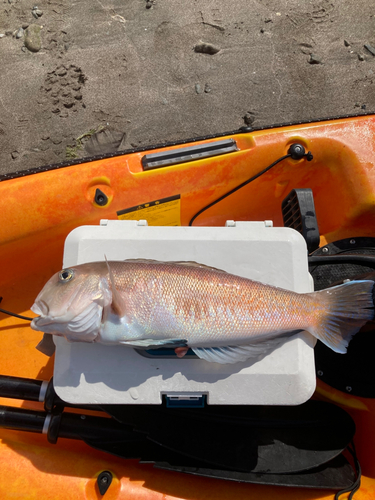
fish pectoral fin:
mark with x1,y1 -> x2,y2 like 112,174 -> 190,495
105,256 -> 127,317
119,338 -> 188,349
192,337 -> 290,364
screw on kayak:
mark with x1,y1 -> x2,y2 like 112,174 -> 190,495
95,188 -> 108,206
288,143 -> 306,160
97,471 -> 113,495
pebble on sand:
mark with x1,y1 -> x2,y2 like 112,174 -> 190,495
243,112 -> 255,126
194,42 -> 220,55
308,54 -> 322,64
31,6 -> 43,18
24,25 -> 42,52
195,83 -> 203,94
15,28 -> 24,39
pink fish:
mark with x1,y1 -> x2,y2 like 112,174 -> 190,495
30,259 -> 374,364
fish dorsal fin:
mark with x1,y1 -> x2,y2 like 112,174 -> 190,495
105,256 -> 127,317
192,337 -> 292,364
123,258 -> 228,274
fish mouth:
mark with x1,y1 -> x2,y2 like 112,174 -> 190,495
30,298 -> 82,328
30,302 -> 102,342
31,313 -> 67,330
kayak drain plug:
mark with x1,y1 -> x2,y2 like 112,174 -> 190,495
95,188 -> 108,206
97,471 -> 113,495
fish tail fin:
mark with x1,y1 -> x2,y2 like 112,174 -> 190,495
310,280 -> 374,353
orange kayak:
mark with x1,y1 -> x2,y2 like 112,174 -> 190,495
1,114 -> 375,499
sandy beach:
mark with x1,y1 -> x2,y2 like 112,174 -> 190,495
1,0 -> 374,175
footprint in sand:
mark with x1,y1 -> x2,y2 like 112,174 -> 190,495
43,64 -> 87,117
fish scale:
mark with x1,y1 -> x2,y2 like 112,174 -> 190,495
110,262 -> 307,343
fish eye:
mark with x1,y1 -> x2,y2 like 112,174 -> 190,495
58,269 -> 75,282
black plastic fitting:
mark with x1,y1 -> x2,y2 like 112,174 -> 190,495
288,143 -> 313,161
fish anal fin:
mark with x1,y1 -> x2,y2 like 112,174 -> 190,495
192,338 -> 288,364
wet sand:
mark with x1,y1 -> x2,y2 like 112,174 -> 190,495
1,0 -> 374,175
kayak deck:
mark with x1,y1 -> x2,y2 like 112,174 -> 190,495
1,115 -> 375,498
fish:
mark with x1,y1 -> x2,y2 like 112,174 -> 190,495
30,259 -> 374,364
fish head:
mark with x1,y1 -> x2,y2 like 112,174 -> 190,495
30,263 -> 111,341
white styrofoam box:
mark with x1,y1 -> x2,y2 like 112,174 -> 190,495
53,220 -> 316,405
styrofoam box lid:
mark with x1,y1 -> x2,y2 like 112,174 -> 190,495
53,220 -> 316,405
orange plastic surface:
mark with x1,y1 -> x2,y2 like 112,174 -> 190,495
1,115 -> 375,499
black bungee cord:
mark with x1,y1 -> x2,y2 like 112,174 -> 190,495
189,143 -> 313,226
